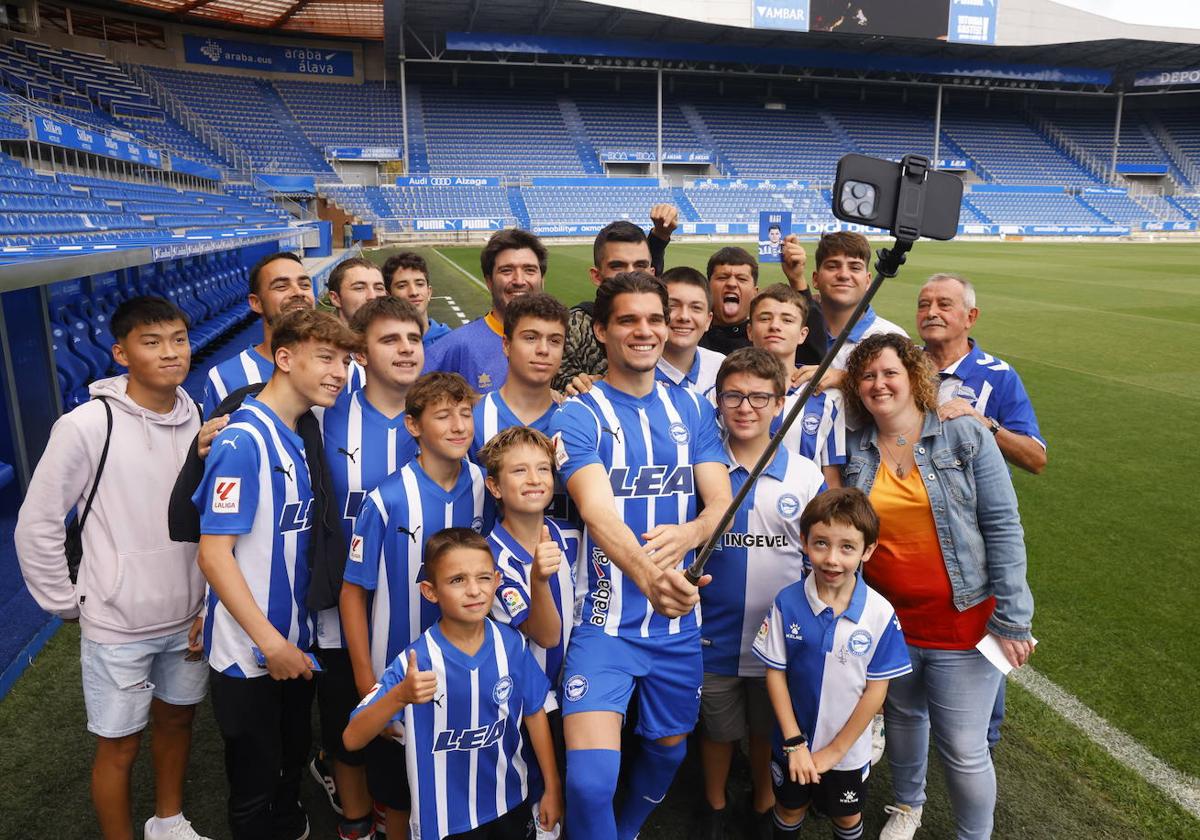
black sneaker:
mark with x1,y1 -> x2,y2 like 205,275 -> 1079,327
309,752 -> 344,815
750,808 -> 773,840
699,804 -> 726,840
275,803 -> 310,840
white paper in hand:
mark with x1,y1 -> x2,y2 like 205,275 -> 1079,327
976,634 -> 1038,675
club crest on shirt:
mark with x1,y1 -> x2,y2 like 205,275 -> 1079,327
492,675 -> 514,704
212,477 -> 240,513
668,422 -> 689,444
802,413 -> 821,435
564,674 -> 589,702
777,493 -> 801,519
848,629 -> 873,656
478,373 -> 493,391
501,588 -> 528,617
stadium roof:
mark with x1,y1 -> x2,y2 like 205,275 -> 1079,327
98,0 -> 1200,79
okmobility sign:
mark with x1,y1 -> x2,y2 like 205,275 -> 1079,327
183,35 -> 354,77
34,116 -> 162,167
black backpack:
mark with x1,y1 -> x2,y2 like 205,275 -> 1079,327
64,397 -> 112,584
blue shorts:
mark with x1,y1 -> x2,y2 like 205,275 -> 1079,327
81,628 -> 208,738
560,625 -> 702,740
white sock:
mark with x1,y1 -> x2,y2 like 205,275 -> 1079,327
149,813 -> 184,831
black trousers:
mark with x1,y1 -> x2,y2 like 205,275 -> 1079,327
209,669 -> 315,840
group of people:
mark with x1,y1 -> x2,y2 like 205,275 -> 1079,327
15,208 -> 1043,840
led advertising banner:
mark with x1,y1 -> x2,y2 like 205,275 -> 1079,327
751,0 -> 997,44
183,35 -> 354,77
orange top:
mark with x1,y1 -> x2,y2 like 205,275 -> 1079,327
864,463 -> 994,650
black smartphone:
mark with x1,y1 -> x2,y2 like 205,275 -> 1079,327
832,154 -> 963,241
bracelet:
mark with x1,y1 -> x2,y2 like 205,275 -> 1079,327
782,734 -> 807,751
783,743 -> 807,754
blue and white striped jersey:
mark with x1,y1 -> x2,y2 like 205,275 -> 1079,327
935,339 -> 1045,449
202,347 -> 364,418
202,346 -> 273,418
655,346 -> 725,398
549,381 -> 727,638
826,307 -> 908,371
471,390 -> 558,454
753,574 -> 911,771
701,446 -> 825,677
194,396 -> 315,677
353,619 -> 549,840
343,458 -> 494,678
774,388 -> 846,469
318,388 -> 418,648
488,518 -> 579,710
470,390 -> 576,525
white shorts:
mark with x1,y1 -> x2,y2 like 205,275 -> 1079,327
80,627 -> 208,738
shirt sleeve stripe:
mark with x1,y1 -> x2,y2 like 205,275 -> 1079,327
866,664 -> 914,680
752,649 -> 787,670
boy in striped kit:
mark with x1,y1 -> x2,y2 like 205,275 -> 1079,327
748,283 -> 846,487
202,252 -> 315,417
345,528 -> 563,840
194,309 -> 360,840
698,348 -> 827,839
315,296 -> 425,838
549,271 -> 732,840
341,372 -> 494,835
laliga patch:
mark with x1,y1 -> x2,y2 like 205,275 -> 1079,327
848,629 -> 873,656
668,422 -> 689,445
552,431 -> 569,469
756,615 -> 770,642
349,535 -> 364,563
502,588 -> 528,617
563,674 -> 589,702
212,478 -> 240,513
492,675 -> 514,704
777,493 -> 801,519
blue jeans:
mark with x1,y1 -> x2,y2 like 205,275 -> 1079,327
884,645 -> 1003,840
988,680 -> 1006,749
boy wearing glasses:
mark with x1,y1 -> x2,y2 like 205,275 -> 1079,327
698,348 -> 827,840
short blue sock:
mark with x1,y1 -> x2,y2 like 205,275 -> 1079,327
566,748 -> 620,840
616,739 -> 687,840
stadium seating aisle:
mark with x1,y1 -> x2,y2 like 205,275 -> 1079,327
274,80 -> 405,151
942,109 -> 1100,186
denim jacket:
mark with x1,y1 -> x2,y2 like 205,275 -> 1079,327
842,411 -> 1034,641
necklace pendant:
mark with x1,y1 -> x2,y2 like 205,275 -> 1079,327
896,434 -> 907,446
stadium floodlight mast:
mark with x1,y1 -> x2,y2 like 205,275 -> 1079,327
686,153 -> 963,584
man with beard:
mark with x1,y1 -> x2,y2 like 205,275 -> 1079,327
202,252 -> 315,417
424,228 -> 548,394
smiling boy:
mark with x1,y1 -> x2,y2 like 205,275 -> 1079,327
655,266 -> 725,398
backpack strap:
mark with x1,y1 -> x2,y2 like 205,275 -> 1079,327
78,397 -> 113,533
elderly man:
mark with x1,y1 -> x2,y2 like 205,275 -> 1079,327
918,272 -> 1046,475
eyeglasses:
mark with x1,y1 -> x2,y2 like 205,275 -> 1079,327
717,391 -> 779,410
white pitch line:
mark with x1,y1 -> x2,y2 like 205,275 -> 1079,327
432,294 -> 471,325
1011,665 -> 1200,819
430,247 -> 489,293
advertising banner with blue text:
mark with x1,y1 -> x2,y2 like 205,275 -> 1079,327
183,35 -> 354,77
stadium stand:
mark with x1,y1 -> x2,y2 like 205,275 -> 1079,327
416,83 -> 589,174
942,109 -> 1100,186
522,183 -> 681,227
1077,190 -> 1159,225
572,92 -> 705,161
143,66 -> 334,174
683,182 -> 833,226
273,80 -> 405,151
962,190 -> 1108,225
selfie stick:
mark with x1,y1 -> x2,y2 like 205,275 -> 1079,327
685,238 -> 914,585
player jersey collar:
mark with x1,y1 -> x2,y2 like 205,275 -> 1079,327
356,387 -> 408,427
240,395 -> 303,449
826,306 -> 879,347
593,378 -> 663,409
488,518 -> 550,564
934,338 -> 979,377
492,389 -> 557,430
803,570 -> 868,622
429,617 -> 497,669
412,457 -> 475,503
655,351 -> 701,387
726,442 -> 789,483
245,344 -> 273,366
484,310 -> 504,337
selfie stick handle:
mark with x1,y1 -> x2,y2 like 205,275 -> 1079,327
685,239 -> 913,585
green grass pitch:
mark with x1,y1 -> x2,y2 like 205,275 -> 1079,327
0,240 -> 1196,838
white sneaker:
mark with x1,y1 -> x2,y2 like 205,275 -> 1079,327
144,815 -> 213,840
879,804 -> 923,840
870,713 -> 886,765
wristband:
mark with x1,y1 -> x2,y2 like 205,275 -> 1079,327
782,734 -> 807,752
987,417 -> 1001,435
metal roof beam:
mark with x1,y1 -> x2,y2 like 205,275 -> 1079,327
536,0 -> 558,33
600,9 -> 625,35
174,0 -> 217,15
270,0 -> 310,28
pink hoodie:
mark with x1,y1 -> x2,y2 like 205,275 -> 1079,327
15,375 -> 205,644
